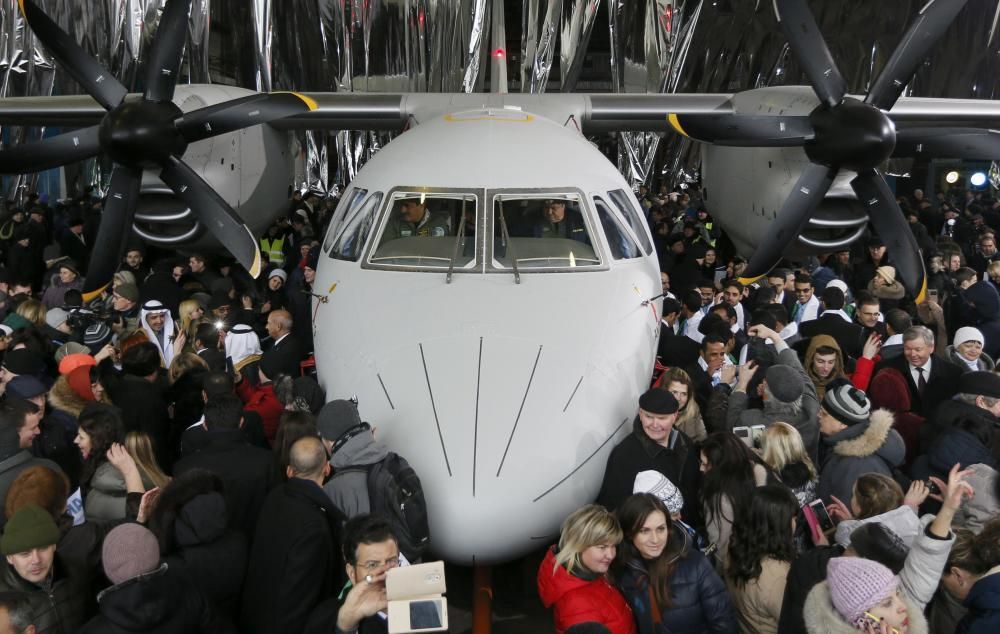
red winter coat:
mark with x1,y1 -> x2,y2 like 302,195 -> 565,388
236,379 -> 283,445
537,547 -> 636,634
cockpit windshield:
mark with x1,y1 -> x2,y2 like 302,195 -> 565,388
490,194 -> 601,270
368,192 -> 478,269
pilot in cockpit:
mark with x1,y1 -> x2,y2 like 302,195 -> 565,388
383,198 -> 451,240
532,199 -> 589,244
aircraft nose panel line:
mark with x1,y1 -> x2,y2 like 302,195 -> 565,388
376,373 -> 394,410
473,337 -> 483,497
563,375 -> 585,412
419,343 -> 452,477
495,344 -> 544,477
532,417 -> 629,503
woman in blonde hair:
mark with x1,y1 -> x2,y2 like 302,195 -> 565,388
124,431 -> 170,490
168,351 -> 208,384
661,367 -> 707,441
16,298 -> 47,329
178,298 -> 206,352
761,422 -> 818,507
537,504 -> 636,634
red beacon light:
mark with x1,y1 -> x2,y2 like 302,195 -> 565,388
493,48 -> 505,59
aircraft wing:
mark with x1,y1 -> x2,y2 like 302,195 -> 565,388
4,91 -> 1000,133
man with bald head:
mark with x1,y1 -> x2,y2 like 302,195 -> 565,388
241,436 -> 346,633
261,309 -> 303,379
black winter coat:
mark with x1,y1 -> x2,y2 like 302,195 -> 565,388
617,539 -> 738,634
240,478 -> 347,634
922,398 -> 1000,464
776,545 -> 844,634
173,428 -> 277,542
597,419 -> 701,529
0,554 -> 91,634
163,491 -> 248,621
78,564 -> 234,634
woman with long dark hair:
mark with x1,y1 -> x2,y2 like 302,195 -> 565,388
726,485 -> 798,634
74,404 -> 127,520
698,432 -> 773,571
614,493 -> 737,633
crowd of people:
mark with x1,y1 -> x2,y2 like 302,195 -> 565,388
0,189 -> 435,633
0,179 -> 999,634
538,185 -> 1000,634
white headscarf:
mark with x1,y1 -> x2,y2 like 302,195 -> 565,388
225,323 -> 262,367
139,300 -> 177,366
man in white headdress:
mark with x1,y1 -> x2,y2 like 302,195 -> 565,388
139,299 -> 183,366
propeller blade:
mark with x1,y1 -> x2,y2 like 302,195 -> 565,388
866,0 -> 969,111
851,169 -> 928,302
144,0 -> 192,103
159,157 -> 262,278
176,92 -> 319,143
19,1 -> 127,110
0,125 -> 100,174
773,0 -> 848,109
82,166 -> 142,301
893,127 -> 1000,159
740,162 -> 837,282
667,113 -> 813,146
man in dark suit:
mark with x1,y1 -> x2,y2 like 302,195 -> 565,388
657,297 -> 700,368
262,308 -> 304,378
799,286 -> 865,360
193,322 -> 226,373
767,268 -> 796,324
873,325 -> 962,417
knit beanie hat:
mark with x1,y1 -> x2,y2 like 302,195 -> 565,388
268,268 -> 288,283
6,375 -> 47,400
83,321 -> 112,349
954,326 -> 985,348
102,523 -> 161,584
114,283 -> 140,303
633,470 -> 685,515
45,307 -> 69,330
822,382 -> 871,426
827,557 -> 898,624
317,399 -> 363,443
0,505 -> 60,555
2,348 -> 44,376
54,341 -> 91,364
66,365 -> 96,402
765,364 -> 805,402
876,266 -> 897,285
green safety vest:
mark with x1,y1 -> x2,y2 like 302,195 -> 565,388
260,236 -> 285,265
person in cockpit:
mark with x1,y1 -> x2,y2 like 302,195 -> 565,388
382,198 -> 451,240
532,199 -> 589,244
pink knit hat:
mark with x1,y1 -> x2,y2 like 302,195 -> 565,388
827,557 -> 898,623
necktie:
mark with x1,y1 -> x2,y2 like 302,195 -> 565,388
793,303 -> 803,324
916,366 -> 927,394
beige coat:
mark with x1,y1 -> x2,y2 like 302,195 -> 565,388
728,557 -> 789,634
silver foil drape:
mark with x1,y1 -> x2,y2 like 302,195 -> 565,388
7,0 -> 1000,197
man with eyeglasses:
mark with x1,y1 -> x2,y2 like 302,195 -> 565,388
790,273 -> 820,325
853,290 -> 888,341
241,436 -> 347,634
314,514 -> 402,634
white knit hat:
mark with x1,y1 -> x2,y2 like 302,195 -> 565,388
633,470 -> 685,515
954,326 -> 985,348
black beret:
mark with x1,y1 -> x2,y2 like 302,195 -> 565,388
2,349 -> 44,376
958,371 -> 1000,399
638,388 -> 679,415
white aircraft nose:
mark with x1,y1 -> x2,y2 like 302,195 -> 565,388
369,334 -> 636,564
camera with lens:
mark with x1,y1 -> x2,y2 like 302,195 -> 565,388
65,307 -> 112,333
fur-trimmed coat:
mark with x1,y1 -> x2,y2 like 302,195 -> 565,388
48,373 -> 111,420
817,409 -> 906,504
803,580 -> 928,634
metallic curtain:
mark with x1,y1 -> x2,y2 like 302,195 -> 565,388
520,0 -> 560,93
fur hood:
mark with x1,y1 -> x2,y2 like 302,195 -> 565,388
831,409 -> 896,458
803,580 -> 928,634
47,374 -> 110,419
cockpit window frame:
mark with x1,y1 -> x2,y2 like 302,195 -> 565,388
323,187 -> 368,254
485,188 -> 610,274
361,186 -> 486,273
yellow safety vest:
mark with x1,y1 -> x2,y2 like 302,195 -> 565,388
260,236 -> 285,265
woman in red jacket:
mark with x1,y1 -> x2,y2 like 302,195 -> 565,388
538,504 -> 636,634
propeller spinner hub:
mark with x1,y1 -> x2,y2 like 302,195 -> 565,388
99,100 -> 188,169
806,98 -> 896,171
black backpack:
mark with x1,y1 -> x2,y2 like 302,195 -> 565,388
362,452 -> 430,561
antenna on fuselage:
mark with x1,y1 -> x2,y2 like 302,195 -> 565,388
489,0 -> 507,94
